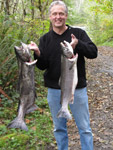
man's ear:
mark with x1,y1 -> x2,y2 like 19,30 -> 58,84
66,14 -> 68,19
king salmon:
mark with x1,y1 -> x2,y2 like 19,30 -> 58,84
57,41 -> 78,120
8,42 -> 38,131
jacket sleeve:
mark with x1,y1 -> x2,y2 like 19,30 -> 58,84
34,36 -> 49,70
75,30 -> 98,59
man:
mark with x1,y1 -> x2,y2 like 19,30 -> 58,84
29,1 -> 98,150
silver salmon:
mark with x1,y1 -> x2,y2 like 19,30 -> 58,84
57,41 -> 78,120
8,42 -> 38,131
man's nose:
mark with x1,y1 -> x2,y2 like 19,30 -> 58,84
56,14 -> 60,18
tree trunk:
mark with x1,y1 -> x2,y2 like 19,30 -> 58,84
22,0 -> 27,19
4,0 -> 10,15
31,0 -> 35,20
13,0 -> 19,14
0,0 -> 4,13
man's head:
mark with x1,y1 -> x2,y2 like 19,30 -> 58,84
49,1 -> 68,29
49,1 -> 68,15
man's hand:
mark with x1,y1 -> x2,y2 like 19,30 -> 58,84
70,34 -> 78,50
28,41 -> 40,56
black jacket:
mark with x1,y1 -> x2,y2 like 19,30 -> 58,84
34,25 -> 98,89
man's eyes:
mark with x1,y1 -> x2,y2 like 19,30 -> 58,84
60,13 -> 65,16
52,12 -> 65,16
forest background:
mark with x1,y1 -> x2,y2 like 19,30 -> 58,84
0,0 -> 113,149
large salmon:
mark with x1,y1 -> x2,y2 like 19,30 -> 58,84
8,42 -> 38,131
57,41 -> 78,120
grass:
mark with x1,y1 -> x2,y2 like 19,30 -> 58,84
0,83 -> 55,150
100,40 -> 113,47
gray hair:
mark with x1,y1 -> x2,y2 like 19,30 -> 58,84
49,0 -> 68,15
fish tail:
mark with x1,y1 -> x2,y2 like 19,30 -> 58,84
7,117 -> 28,131
57,108 -> 72,120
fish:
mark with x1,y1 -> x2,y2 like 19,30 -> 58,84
57,41 -> 78,120
7,42 -> 38,131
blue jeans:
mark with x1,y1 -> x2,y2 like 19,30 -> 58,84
47,87 -> 93,150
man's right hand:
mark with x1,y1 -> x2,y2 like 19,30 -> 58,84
28,41 -> 40,56
70,34 -> 78,50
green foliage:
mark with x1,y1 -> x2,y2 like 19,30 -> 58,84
0,133 -> 29,149
65,0 -> 87,25
0,86 -> 54,149
89,0 -> 113,14
0,15 -> 50,98
85,0 -> 113,45
0,2 -> 53,148
0,0 -> 53,147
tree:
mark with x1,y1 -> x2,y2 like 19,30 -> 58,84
86,0 -> 113,44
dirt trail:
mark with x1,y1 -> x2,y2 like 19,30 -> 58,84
67,46 -> 113,150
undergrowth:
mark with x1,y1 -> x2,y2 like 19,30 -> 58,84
0,82 -> 55,149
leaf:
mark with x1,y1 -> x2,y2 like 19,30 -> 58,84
25,119 -> 30,124
31,126 -> 36,131
37,108 -> 44,114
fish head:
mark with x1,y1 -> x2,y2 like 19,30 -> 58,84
14,42 -> 31,62
60,41 -> 73,58
14,42 -> 37,65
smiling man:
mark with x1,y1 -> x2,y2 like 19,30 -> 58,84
49,2 -> 68,33
28,1 -> 98,150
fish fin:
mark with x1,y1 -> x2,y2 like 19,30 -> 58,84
69,53 -> 78,70
69,95 -> 74,104
7,117 -> 28,131
58,77 -> 61,87
69,61 -> 76,70
26,104 -> 38,114
57,108 -> 72,120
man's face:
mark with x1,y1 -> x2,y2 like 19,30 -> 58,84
49,5 -> 68,28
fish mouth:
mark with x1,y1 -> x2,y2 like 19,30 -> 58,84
60,41 -> 67,48
68,53 -> 78,60
25,59 -> 37,66
60,41 -> 73,58
60,40 -> 72,49
21,42 -> 37,65
15,42 -> 37,65
60,41 -> 78,59
24,53 -> 37,66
